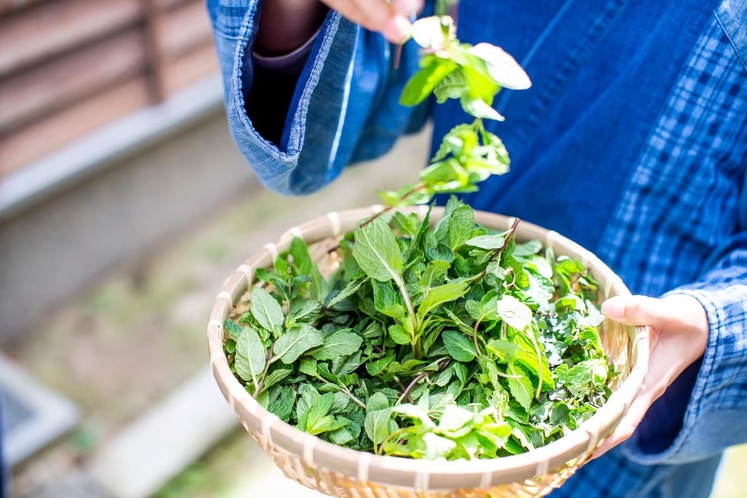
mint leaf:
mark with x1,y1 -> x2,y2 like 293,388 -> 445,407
310,329 -> 363,361
235,327 -> 266,390
467,43 -> 531,91
465,233 -> 506,249
354,218 -> 403,283
411,16 -> 456,50
418,280 -> 470,316
423,432 -> 456,460
299,357 -> 318,377
290,237 -> 313,275
486,339 -> 521,362
305,392 -> 335,433
263,368 -> 291,390
327,278 -> 367,308
497,295 -> 532,331
224,319 -> 243,341
251,287 -> 285,334
448,205 -> 474,249
507,363 -> 533,411
268,386 -> 295,422
365,408 -> 395,448
387,324 -> 411,346
367,392 -> 390,412
273,324 -> 324,364
286,301 -> 321,327
400,57 -> 458,106
442,330 -> 477,362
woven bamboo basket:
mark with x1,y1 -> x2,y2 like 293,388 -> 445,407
207,206 -> 649,498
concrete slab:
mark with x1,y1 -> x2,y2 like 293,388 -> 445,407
89,368 -> 238,498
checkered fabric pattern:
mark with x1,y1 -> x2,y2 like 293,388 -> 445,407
551,16 -> 747,498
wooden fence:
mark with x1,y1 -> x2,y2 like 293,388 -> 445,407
0,0 -> 219,177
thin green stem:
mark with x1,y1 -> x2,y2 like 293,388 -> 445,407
472,316 -> 483,356
528,328 -> 543,400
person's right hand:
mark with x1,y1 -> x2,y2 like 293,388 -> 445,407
320,0 -> 424,43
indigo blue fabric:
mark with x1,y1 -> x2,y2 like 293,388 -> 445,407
207,0 -> 747,496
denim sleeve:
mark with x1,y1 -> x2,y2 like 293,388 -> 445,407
207,0 -> 430,196
622,239 -> 747,465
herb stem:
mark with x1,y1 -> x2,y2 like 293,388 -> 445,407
360,184 -> 428,229
396,359 -> 450,405
397,371 -> 428,405
339,384 -> 367,409
393,276 -> 420,357
394,377 -> 414,403
472,317 -> 483,356
377,426 -> 413,455
528,328 -> 544,400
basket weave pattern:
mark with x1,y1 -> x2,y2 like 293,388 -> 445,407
208,207 -> 649,498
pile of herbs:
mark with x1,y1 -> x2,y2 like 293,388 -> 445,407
224,196 -> 611,460
223,11 -> 612,461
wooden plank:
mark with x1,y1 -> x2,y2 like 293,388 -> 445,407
162,41 -> 219,96
156,0 -> 212,61
0,0 -> 48,16
0,29 -> 146,135
0,0 -> 143,78
0,78 -> 150,176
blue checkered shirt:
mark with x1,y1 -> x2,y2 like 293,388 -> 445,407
209,0 -> 747,496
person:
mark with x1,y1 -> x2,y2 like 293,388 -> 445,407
206,1 -> 747,496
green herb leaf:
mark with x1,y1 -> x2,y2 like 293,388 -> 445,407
400,57 -> 458,107
507,363 -> 533,412
251,287 -> 285,334
263,368 -> 292,390
467,43 -> 531,90
235,327 -> 266,390
328,278 -> 367,308
388,324 -> 412,345
365,408 -> 395,448
418,280 -> 471,316
442,330 -> 477,362
311,329 -> 363,361
224,319 -> 243,341
465,233 -> 507,250
448,205 -> 474,249
497,295 -> 532,331
273,324 -> 324,365
354,218 -> 404,283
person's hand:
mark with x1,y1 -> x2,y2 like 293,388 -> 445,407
320,0 -> 424,43
256,0 -> 424,55
592,294 -> 709,458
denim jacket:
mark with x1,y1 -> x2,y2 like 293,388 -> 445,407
208,1 -> 747,496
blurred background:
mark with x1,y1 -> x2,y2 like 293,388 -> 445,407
0,1 -> 744,497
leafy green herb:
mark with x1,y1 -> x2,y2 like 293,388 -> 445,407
225,197 -> 611,459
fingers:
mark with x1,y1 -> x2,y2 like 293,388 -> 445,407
601,295 -> 669,330
321,0 -> 423,42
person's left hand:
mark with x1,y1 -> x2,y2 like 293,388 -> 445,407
592,294 -> 709,458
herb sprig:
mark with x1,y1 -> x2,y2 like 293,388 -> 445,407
372,13 -> 531,226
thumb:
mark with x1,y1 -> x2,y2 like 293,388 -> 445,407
601,295 -> 668,329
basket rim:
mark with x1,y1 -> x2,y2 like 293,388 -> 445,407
207,205 -> 649,490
